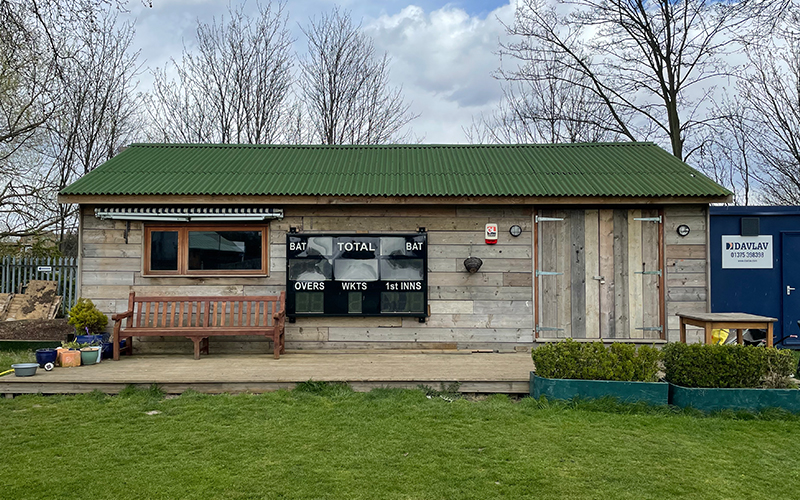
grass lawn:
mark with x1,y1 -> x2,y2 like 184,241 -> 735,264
1,381 -> 799,500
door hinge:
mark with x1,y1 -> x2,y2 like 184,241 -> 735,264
633,216 -> 662,223
535,216 -> 564,222
536,270 -> 563,277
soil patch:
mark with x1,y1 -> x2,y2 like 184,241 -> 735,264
0,319 -> 73,341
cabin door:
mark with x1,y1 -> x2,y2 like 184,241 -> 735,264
535,209 -> 664,339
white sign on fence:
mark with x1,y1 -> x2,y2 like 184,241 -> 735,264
721,235 -> 773,269
37,266 -> 52,272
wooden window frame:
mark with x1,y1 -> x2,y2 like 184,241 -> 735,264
143,223 -> 269,277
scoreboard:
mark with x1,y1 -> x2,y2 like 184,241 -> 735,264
286,233 -> 427,318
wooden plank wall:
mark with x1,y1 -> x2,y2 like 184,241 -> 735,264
538,208 -> 660,339
79,204 -> 534,353
664,205 -> 709,342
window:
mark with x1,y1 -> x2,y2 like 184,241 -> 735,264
144,224 -> 268,276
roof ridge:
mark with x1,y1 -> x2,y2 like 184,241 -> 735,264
128,142 -> 658,149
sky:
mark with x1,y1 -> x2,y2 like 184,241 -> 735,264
119,0 -> 518,143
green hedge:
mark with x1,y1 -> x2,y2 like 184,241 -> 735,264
663,343 -> 796,389
531,340 -> 661,382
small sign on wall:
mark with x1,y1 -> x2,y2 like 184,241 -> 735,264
722,235 -> 773,269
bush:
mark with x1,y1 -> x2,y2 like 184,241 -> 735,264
67,298 -> 108,335
531,339 -> 661,382
663,343 -> 796,389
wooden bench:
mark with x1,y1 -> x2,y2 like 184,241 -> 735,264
111,291 -> 286,360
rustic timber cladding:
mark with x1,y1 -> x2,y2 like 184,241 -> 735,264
535,208 -> 663,340
79,204 -> 535,353
66,143 -> 730,352
663,205 -> 709,342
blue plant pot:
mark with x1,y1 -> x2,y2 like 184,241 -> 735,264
35,348 -> 58,368
101,342 -> 113,359
76,334 -> 109,345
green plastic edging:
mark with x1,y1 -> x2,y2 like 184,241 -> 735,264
668,383 -> 800,413
530,373 -> 669,405
0,340 -> 61,351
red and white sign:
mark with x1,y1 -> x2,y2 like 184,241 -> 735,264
485,223 -> 498,244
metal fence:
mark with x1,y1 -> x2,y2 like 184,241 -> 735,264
1,256 -> 78,315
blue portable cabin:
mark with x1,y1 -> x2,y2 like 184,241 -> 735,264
710,206 -> 800,348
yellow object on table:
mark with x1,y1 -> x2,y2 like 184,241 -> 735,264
711,329 -> 729,345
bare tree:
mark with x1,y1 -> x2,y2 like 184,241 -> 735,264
467,51 -> 619,144
43,12 -> 142,242
499,0 -> 785,160
298,7 -> 418,145
732,41 -> 800,205
0,4 -> 141,242
144,1 -> 294,144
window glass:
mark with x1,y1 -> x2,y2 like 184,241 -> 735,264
379,259 -> 424,281
188,230 -> 261,270
334,259 -> 379,281
150,231 -> 178,271
288,236 -> 333,258
380,237 -> 407,256
381,292 -> 425,313
348,292 -> 363,314
381,236 -> 425,257
288,259 -> 332,281
295,292 -> 324,313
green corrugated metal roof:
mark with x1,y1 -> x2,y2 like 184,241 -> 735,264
60,142 -> 731,198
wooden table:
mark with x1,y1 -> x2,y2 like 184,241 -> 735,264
677,312 -> 777,347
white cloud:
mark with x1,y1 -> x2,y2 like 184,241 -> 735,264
364,2 -> 515,142
121,0 -> 517,143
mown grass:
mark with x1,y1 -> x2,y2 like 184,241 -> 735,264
0,349 -> 34,371
1,382 -> 799,499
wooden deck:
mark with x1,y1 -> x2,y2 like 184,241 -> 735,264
0,351 -> 533,396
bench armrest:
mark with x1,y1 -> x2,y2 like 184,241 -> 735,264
111,310 -> 133,321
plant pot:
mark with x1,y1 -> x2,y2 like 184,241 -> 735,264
530,373 -> 669,405
11,363 -> 39,377
76,334 -> 109,345
101,342 -> 113,360
80,347 -> 101,365
58,349 -> 81,368
35,348 -> 58,368
668,383 -> 800,412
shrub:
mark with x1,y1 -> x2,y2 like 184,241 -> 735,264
67,298 -> 108,335
531,339 -> 661,382
663,343 -> 796,389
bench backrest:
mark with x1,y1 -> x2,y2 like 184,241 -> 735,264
126,293 -> 285,329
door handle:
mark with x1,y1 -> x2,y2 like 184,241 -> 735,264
788,286 -> 796,296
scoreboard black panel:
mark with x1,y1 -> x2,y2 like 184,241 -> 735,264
286,233 -> 428,318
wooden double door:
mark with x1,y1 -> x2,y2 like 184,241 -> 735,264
535,208 -> 664,339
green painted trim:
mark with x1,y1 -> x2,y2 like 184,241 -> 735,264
668,383 -> 800,413
530,373 -> 669,405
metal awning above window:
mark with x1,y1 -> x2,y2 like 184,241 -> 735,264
94,207 -> 284,222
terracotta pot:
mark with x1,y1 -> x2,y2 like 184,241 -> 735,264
58,349 -> 81,368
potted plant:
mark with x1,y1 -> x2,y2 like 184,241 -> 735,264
57,341 -> 82,367
68,298 -> 109,345
79,342 -> 102,365
664,342 -> 799,412
530,339 -> 667,405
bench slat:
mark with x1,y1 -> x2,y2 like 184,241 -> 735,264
132,295 -> 280,302
113,291 -> 286,361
